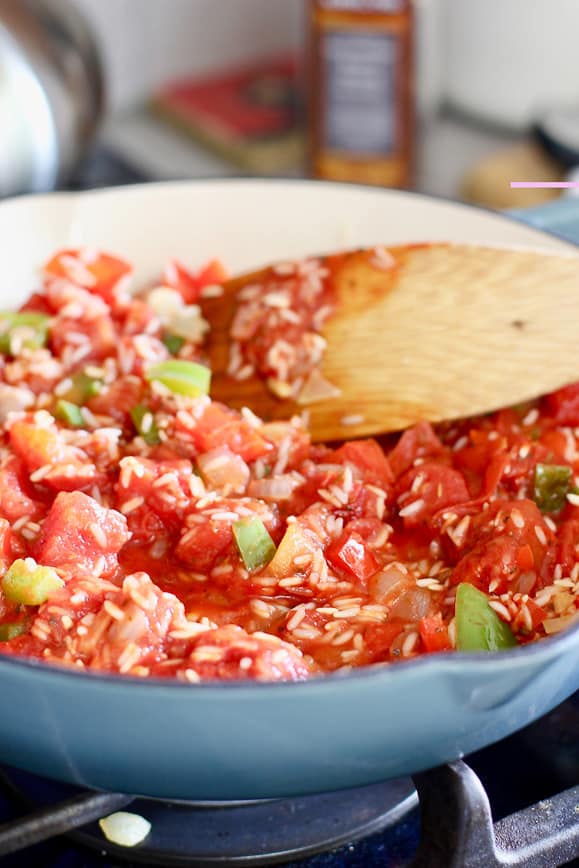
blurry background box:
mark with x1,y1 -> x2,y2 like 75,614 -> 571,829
150,53 -> 304,173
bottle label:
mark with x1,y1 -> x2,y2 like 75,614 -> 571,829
319,1 -> 405,11
322,30 -> 398,154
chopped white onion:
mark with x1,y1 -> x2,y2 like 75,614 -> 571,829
98,811 -> 151,847
168,305 -> 209,344
297,369 -> 341,405
198,447 -> 249,493
248,475 -> 299,501
543,612 -> 579,634
513,571 -> 537,596
389,589 -> 431,621
146,286 -> 184,319
369,566 -> 409,602
0,384 -> 34,423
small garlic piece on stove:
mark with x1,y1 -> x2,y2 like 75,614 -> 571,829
98,811 -> 151,847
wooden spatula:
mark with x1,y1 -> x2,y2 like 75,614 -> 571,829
199,243 -> 579,442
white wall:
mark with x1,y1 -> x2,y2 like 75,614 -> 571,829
73,0 -> 305,113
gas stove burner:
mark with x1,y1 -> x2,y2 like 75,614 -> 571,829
0,758 -> 578,867
0,768 -> 417,866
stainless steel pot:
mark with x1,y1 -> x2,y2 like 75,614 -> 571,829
0,0 -> 103,197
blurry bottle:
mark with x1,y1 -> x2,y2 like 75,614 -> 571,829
308,0 -> 414,188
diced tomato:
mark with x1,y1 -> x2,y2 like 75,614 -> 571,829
35,491 -> 130,576
43,249 -> 131,305
163,259 -> 228,305
88,377 -> 145,426
177,497 -> 278,573
18,292 -> 52,315
163,260 -> 199,304
526,599 -> 548,629
539,429 -> 569,464
516,543 -> 535,572
451,535 -> 523,594
543,382 -> 579,426
334,439 -> 394,487
388,421 -> 444,478
396,463 -> 469,528
453,430 -> 507,498
116,457 -> 195,535
77,574 -> 185,671
9,420 -> 97,491
49,315 -> 117,361
196,259 -> 228,290
184,625 -> 309,681
0,456 -> 44,522
343,517 -> 386,542
176,519 -> 234,572
493,407 -> 521,435
451,500 -> 551,593
326,530 -> 379,586
552,519 -> 579,578
189,403 -> 273,463
0,519 -> 12,572
418,614 -> 452,653
121,298 -> 160,336
363,622 -> 405,662
10,420 -> 64,470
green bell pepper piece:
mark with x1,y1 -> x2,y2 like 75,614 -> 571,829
0,312 -> 50,354
233,518 -> 276,572
456,583 -> 517,652
130,404 -> 161,446
533,463 -> 572,513
2,559 -> 64,606
145,360 -> 211,398
55,400 -> 85,428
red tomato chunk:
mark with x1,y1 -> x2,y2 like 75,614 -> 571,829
36,491 -> 130,577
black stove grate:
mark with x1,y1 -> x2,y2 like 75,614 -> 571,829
0,760 -> 576,867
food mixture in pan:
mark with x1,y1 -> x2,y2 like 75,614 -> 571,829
0,248 -> 577,682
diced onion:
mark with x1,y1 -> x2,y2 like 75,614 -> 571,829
552,592 -> 575,615
145,360 -> 211,397
389,589 -> 431,621
0,384 -> 34,422
543,612 -> 579,634
512,571 -> 537,596
197,447 -> 249,492
146,286 -> 184,318
369,566 -> 409,602
98,811 -> 151,847
168,305 -> 209,344
297,369 -> 342,405
248,476 -> 299,501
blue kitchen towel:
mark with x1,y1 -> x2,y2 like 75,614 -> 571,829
510,198 -> 579,246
